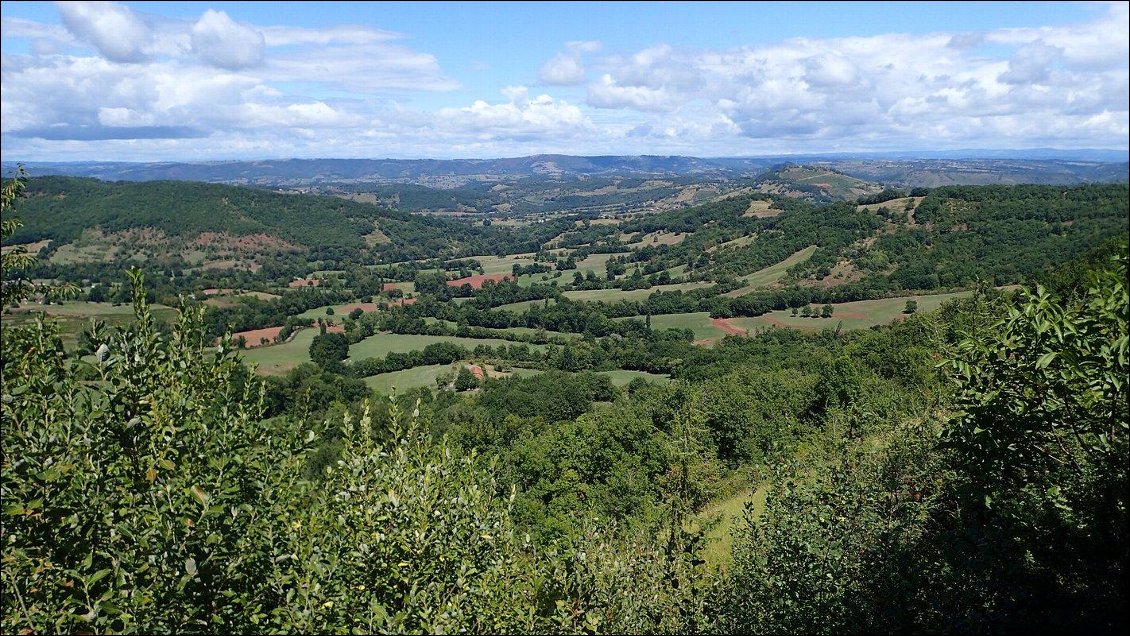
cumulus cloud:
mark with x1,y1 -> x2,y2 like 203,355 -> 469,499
56,1 -> 152,62
540,54 -> 586,85
436,87 -> 591,138
1,3 -> 1126,159
588,74 -> 677,112
999,41 -> 1063,84
539,40 -> 601,86
581,5 -> 1127,150
191,10 -> 265,70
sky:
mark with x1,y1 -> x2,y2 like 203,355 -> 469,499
1,1 -> 1127,161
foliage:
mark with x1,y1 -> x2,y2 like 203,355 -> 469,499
719,421 -> 948,633
1,273 -> 712,634
454,366 -> 481,391
308,331 -> 349,369
2,270 -> 301,632
1,167 -> 77,306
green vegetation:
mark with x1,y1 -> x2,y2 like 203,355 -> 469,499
728,290 -> 974,332
3,167 -> 1128,634
724,245 -> 817,296
564,282 -> 712,302
350,333 -> 547,360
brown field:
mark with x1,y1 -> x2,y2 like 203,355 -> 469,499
289,278 -> 322,288
231,326 -> 285,347
447,273 -> 511,289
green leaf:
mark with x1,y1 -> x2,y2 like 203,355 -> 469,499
1036,351 -> 1057,369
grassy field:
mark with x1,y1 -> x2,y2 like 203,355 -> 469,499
365,363 -> 541,393
617,311 -> 726,341
692,485 -> 768,568
857,196 -> 924,213
297,301 -> 388,320
239,328 -> 320,374
708,233 -> 758,252
743,199 -> 778,217
564,281 -> 712,303
364,364 -> 454,393
622,230 -> 688,248
3,301 -> 178,349
494,298 -> 557,313
349,333 -> 547,359
574,252 -> 618,277
728,290 -> 973,333
723,245 -> 818,298
470,253 -> 537,275
597,369 -> 671,386
243,329 -> 540,376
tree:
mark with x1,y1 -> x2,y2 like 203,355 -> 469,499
821,304 -> 834,318
309,331 -> 349,369
938,251 -> 1128,631
1,166 -> 76,305
903,299 -> 918,314
454,366 -> 480,391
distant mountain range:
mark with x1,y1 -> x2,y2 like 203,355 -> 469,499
3,151 -> 1126,189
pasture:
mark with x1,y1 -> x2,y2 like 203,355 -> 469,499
618,311 -> 727,341
723,245 -> 817,298
3,301 -> 178,349
563,281 -> 712,303
597,369 -> 671,386
364,363 -> 541,394
349,333 -> 548,359
727,290 -> 974,333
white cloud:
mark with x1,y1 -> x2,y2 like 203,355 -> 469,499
191,10 -> 264,70
261,24 -> 400,47
580,8 -> 1127,150
1,3 -> 1126,159
436,88 -> 591,138
56,1 -> 152,62
588,74 -> 677,112
567,40 -> 602,54
540,54 -> 586,86
539,41 -> 603,86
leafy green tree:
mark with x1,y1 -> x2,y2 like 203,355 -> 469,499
309,332 -> 349,369
943,250 -> 1127,526
903,299 -> 918,314
2,270 -> 307,633
454,366 -> 480,391
821,303 -> 834,318
1,167 -> 76,306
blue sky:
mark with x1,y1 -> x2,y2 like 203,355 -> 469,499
2,1 -> 1127,160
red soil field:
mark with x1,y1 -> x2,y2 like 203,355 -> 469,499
711,317 -> 748,336
230,326 -> 285,348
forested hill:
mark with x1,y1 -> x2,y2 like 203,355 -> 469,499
3,176 -> 558,262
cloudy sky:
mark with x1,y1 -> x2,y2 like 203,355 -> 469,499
2,1 -> 1127,161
